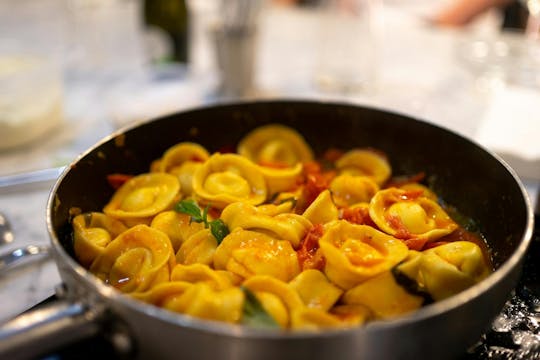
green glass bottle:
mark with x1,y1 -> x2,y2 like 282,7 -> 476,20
144,0 -> 189,63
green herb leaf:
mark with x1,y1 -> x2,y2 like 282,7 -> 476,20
241,286 -> 279,329
209,219 -> 229,244
202,205 -> 210,224
391,265 -> 433,305
175,200 -> 230,243
174,199 -> 205,224
279,197 -> 297,209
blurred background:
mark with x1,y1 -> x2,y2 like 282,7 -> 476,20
0,0 -> 538,163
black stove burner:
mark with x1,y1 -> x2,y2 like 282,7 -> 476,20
462,216 -> 540,360
35,217 -> 540,360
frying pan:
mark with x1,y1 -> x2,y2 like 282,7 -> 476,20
0,100 -> 534,360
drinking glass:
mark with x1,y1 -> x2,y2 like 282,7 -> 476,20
314,0 -> 381,94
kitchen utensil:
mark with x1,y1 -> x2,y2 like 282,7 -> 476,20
0,245 -> 50,273
0,212 -> 13,246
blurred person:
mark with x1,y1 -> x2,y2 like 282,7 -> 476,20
433,0 -> 529,29
273,0 -> 321,5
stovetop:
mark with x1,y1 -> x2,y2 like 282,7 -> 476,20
463,216 -> 540,360
36,217 -> 540,360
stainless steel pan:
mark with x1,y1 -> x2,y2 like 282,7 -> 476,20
0,100 -> 534,360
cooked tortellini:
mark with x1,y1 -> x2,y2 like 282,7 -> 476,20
214,229 -> 300,282
398,183 -> 438,201
151,142 -> 210,197
155,142 -> 210,173
150,211 -> 205,251
237,125 -> 313,195
369,187 -> 458,243
243,275 -> 305,328
134,281 -> 244,323
103,173 -> 180,220
395,241 -> 491,301
336,149 -> 391,186
302,190 -> 339,225
176,229 -> 218,266
319,220 -> 409,289
90,225 -> 175,293
170,263 -> 238,290
258,162 -> 304,195
238,124 -> 313,167
343,271 -> 424,319
289,269 -> 343,311
170,161 -> 204,197
221,201 -> 312,248
73,123 -> 492,331
192,153 -> 267,209
330,174 -> 379,207
72,212 -> 127,267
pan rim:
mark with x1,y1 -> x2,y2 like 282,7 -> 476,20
46,99 -> 535,339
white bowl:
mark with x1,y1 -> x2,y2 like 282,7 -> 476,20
0,55 -> 63,150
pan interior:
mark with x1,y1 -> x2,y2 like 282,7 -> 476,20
51,100 -> 528,285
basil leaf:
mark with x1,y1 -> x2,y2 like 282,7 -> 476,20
209,219 -> 229,244
279,197 -> 297,209
202,204 -> 210,224
175,200 -> 229,242
174,199 -> 204,223
391,265 -> 433,305
241,286 -> 279,329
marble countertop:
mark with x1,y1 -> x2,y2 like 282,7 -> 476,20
0,3 -> 539,325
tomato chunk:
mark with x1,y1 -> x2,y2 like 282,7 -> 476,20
107,173 -> 134,190
297,224 -> 326,271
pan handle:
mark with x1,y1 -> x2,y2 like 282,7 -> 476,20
0,287 -> 133,359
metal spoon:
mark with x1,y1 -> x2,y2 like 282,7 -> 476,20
0,213 -> 14,246
0,213 -> 51,273
0,245 -> 50,273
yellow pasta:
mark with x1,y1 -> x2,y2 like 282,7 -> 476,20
135,281 -> 244,323
170,263 -> 235,290
398,183 -> 438,201
237,124 -> 313,167
72,123 -> 493,331
369,187 -> 458,242
319,220 -> 409,289
104,173 -> 180,219
221,201 -> 312,248
214,229 -> 300,282
256,200 -> 295,217
343,271 -> 424,319
236,124 -> 312,195
288,269 -> 343,311
290,308 -> 345,330
336,149 -> 391,186
258,162 -> 304,194
150,211 -> 205,252
302,190 -> 339,225
152,142 -> 210,198
243,275 -> 305,328
170,161 -> 205,197
132,281 -> 192,307
176,229 -> 218,266
156,142 -> 210,173
329,304 -> 372,327
72,212 -> 127,267
329,174 -> 379,207
192,153 -> 267,209
90,224 -> 175,293
395,241 -> 491,301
